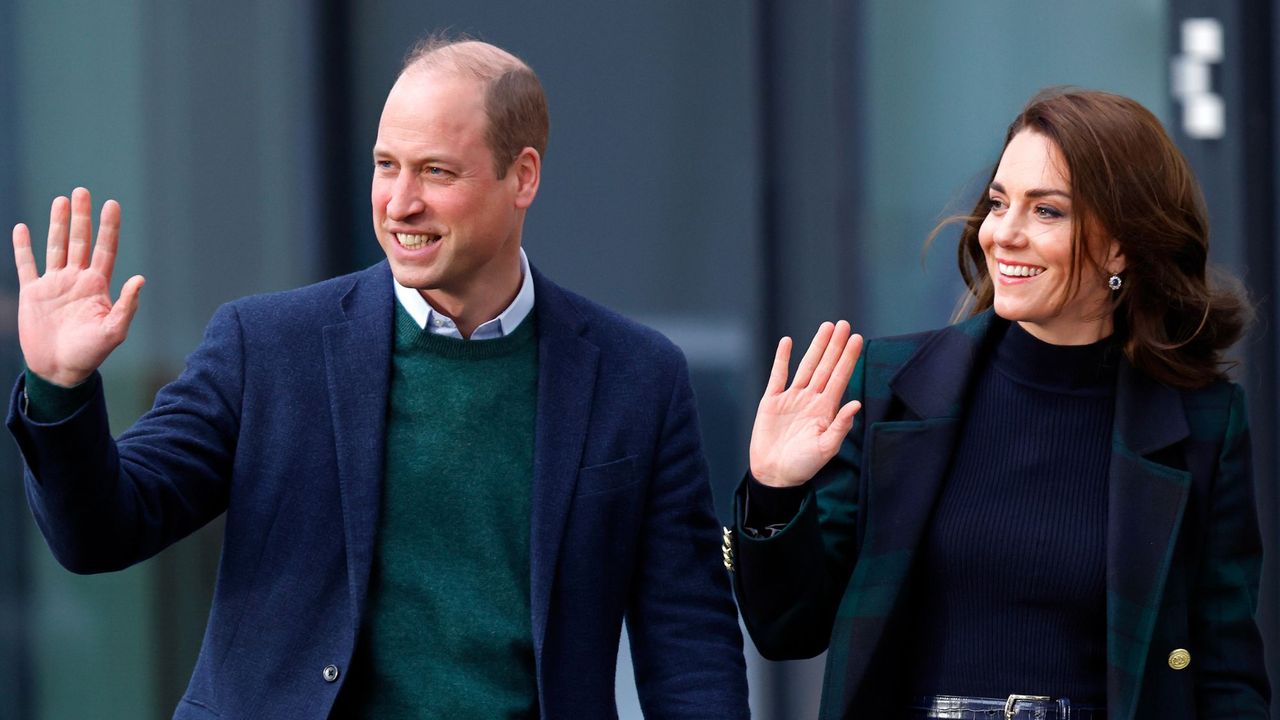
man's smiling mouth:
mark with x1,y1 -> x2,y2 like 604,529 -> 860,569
397,233 -> 441,250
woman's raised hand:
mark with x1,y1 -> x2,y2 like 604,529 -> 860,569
749,321 -> 863,488
12,188 -> 145,387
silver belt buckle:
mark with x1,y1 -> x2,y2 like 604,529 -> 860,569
1004,694 -> 1052,720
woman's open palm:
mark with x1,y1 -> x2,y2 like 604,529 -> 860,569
749,321 -> 863,488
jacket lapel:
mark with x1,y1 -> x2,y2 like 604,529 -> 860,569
527,269 -> 600,661
1106,362 -> 1191,720
828,313 -> 991,712
322,263 -> 394,628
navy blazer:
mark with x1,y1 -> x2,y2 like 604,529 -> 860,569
8,261 -> 749,719
732,311 -> 1268,719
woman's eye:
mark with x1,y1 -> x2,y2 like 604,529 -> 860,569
1035,205 -> 1064,219
986,197 -> 1006,212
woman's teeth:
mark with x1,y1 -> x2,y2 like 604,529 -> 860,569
999,262 -> 1044,277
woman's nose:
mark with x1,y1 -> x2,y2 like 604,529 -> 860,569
990,211 -> 1027,248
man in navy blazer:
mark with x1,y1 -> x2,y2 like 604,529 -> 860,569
7,37 -> 748,718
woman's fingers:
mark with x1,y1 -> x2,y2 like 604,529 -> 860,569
828,399 -> 862,439
809,321 -> 851,393
774,321 -> 860,399
791,322 -> 834,389
825,332 -> 863,398
764,336 -> 793,395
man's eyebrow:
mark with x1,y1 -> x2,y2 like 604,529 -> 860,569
371,147 -> 456,166
989,181 -> 1071,200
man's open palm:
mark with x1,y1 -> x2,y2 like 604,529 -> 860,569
13,187 -> 144,387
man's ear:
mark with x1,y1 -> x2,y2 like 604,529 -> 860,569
511,147 -> 540,209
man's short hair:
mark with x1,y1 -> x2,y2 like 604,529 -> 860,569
401,35 -> 550,179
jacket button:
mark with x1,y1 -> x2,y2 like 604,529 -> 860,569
322,664 -> 340,682
1168,649 -> 1191,670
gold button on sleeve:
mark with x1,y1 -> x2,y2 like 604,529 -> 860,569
1168,648 -> 1191,670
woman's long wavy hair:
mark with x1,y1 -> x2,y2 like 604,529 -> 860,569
953,88 -> 1251,389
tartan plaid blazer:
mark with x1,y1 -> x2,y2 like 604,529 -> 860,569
732,310 -> 1268,719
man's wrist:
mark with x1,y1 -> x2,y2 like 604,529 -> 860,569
26,365 -> 92,388
24,368 -> 96,423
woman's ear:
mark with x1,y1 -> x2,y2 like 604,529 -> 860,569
1105,238 -> 1126,275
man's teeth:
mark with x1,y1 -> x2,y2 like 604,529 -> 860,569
998,262 -> 1044,277
396,233 -> 439,249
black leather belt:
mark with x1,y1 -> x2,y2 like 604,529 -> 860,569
904,694 -> 1105,719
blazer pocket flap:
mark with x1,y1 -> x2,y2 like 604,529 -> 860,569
575,455 -> 639,497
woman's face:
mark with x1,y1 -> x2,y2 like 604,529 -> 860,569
978,130 -> 1124,345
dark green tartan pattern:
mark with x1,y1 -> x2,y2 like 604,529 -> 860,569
733,311 -> 1268,719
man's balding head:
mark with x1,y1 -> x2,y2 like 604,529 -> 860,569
398,37 -> 549,179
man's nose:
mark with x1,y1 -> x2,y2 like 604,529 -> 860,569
386,173 -> 426,220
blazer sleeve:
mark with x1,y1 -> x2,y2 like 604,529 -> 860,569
6,303 -> 244,574
1193,383 -> 1270,717
624,356 -> 751,720
730,353 -> 867,660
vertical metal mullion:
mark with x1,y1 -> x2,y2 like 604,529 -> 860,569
0,0 -> 35,712
831,0 -> 868,327
318,0 -> 357,277
1239,0 -> 1279,712
753,3 -> 787,717
756,0 -> 782,363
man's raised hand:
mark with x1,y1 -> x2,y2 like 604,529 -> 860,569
12,187 -> 145,387
749,320 -> 863,488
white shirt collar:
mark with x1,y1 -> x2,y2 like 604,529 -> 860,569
393,249 -> 535,340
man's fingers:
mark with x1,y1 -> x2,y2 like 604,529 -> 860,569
90,200 -> 122,277
67,187 -> 94,269
792,322 -> 834,389
13,223 -> 38,286
764,336 -> 792,395
45,195 -> 70,271
106,275 -> 146,335
809,320 -> 851,393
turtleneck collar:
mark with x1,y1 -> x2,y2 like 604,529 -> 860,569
991,320 -> 1121,395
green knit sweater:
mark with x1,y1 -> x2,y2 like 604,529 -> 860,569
339,305 -> 539,718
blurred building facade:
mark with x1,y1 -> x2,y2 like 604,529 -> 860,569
0,1 -> 1275,718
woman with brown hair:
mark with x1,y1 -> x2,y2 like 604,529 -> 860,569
729,88 -> 1268,719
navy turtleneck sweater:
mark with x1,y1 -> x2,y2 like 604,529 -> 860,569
904,320 -> 1119,702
